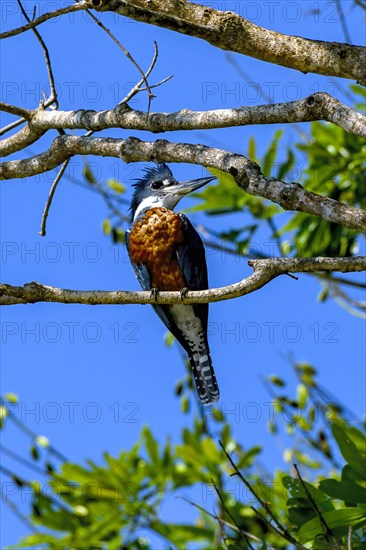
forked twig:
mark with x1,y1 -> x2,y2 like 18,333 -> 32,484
83,7 -> 155,113
219,440 -> 308,549
120,41 -> 173,105
210,478 -> 256,549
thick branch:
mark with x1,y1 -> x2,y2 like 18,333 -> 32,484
0,120 -> 46,158
95,0 -> 366,84
1,93 -> 364,158
0,257 -> 365,306
0,136 -> 365,232
2,0 -> 365,83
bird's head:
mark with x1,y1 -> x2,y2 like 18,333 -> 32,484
129,163 -> 215,221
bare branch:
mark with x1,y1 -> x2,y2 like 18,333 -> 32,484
0,118 -> 27,137
0,1 -> 90,40
120,41 -> 173,106
16,0 -> 59,108
1,136 -> 365,232
20,93 -> 366,137
0,118 -> 46,158
2,93 -> 363,157
2,0 -> 365,83
335,0 -> 352,44
218,441 -> 308,550
210,478 -> 255,549
0,102 -> 32,120
39,160 -> 69,236
0,257 -> 365,306
293,464 -> 338,546
93,0 -> 366,85
84,7 -> 155,112
179,496 -> 264,546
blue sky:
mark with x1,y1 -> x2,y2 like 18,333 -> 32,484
1,0 -> 365,547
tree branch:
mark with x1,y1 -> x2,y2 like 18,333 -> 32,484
1,136 -> 365,232
0,102 -> 32,120
93,0 -> 366,84
1,257 -> 365,306
2,93 -> 364,158
3,0 -> 365,83
0,1 -> 90,40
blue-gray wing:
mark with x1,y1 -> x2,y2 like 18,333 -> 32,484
176,214 -> 209,332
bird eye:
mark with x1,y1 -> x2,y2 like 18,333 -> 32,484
151,181 -> 162,189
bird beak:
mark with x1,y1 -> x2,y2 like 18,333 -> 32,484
170,175 -> 216,196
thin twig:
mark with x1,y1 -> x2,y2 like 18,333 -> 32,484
39,160 -> 69,236
83,7 -> 155,113
335,0 -> 352,44
219,441 -> 304,548
130,75 -> 174,97
0,488 -> 39,533
210,478 -> 255,549
16,0 -> 58,108
0,118 -> 27,137
225,53 -> 309,141
293,464 -> 335,544
316,273 -> 366,290
348,526 -> 353,550
0,444 -> 49,477
120,40 -> 159,104
0,1 -> 88,40
0,397 -> 68,462
179,496 -> 264,544
354,0 -> 366,10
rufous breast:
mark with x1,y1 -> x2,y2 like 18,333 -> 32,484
129,207 -> 186,290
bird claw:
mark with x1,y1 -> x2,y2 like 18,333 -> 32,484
180,287 -> 189,300
150,288 -> 159,302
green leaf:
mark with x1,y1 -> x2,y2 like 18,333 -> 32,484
282,475 -> 328,503
277,147 -> 295,180
248,136 -> 259,163
102,218 -> 112,235
296,384 -> 309,409
30,445 -> 39,461
164,332 -> 175,348
181,395 -> 190,414
14,533 -> 62,548
332,423 -> 366,477
201,438 -> 220,463
108,179 -> 126,194
262,129 -> 283,176
142,426 -> 159,464
4,392 -> 18,403
319,479 -> 366,505
35,435 -> 50,448
269,375 -> 286,387
82,165 -> 96,184
298,507 -> 366,543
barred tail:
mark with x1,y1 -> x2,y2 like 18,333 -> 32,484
189,349 -> 220,405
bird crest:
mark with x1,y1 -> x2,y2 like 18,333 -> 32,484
129,163 -> 176,220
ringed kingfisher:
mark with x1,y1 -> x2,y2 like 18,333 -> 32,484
126,163 -> 220,405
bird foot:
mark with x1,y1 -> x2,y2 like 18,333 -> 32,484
180,287 -> 189,301
150,288 -> 159,302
